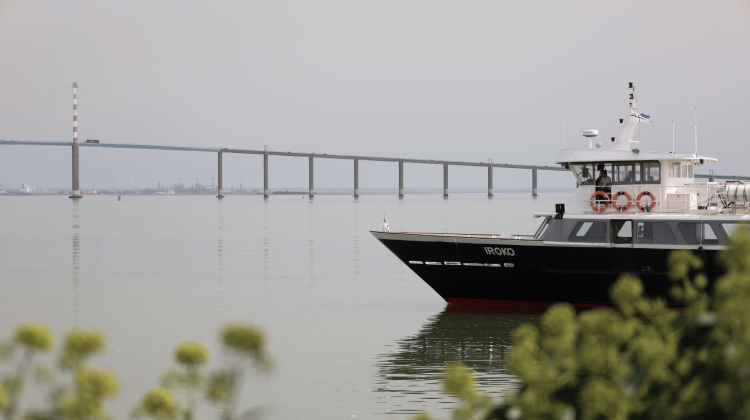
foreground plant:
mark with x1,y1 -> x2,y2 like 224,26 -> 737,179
207,323 -> 272,420
0,322 -> 53,420
0,325 -> 119,420
134,322 -> 272,420
415,227 -> 750,420
411,364 -> 493,420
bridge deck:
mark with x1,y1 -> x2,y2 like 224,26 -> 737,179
0,139 -> 742,179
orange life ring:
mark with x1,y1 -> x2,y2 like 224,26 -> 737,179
636,191 -> 657,212
589,191 -> 610,212
614,191 -> 632,212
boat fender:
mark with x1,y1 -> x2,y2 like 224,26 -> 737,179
589,191 -> 609,212
636,191 -> 657,212
614,191 -> 632,212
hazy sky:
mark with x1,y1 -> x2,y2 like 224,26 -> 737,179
1,0 -> 749,191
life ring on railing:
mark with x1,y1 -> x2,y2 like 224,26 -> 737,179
613,191 -> 632,212
589,191 -> 610,212
636,191 -> 657,212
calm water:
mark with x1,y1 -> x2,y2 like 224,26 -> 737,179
0,193 -> 565,419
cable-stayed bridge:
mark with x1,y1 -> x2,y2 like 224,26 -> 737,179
0,83 -> 743,199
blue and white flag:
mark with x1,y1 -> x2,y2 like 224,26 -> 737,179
631,109 -> 653,125
383,214 -> 390,233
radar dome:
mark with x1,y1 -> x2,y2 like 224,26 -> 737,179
583,129 -> 599,137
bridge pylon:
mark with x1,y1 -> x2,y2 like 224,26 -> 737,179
69,82 -> 82,199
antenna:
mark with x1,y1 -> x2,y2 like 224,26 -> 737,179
694,108 -> 698,157
672,120 -> 674,154
562,109 -> 567,148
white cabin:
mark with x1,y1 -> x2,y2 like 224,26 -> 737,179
555,83 -> 726,215
557,148 -> 718,214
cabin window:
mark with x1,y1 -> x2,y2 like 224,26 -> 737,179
614,164 -> 636,184
569,221 -> 608,243
571,164 -> 595,185
635,222 -> 676,244
678,223 -> 719,244
682,165 -> 687,178
672,163 -> 680,178
688,164 -> 694,178
642,162 -> 660,183
613,220 -> 633,244
721,223 -> 749,238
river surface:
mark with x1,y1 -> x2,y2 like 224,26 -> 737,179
0,193 -> 566,419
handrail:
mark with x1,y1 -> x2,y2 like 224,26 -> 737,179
579,182 -> 742,215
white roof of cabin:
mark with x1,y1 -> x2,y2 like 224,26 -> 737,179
555,148 -> 717,164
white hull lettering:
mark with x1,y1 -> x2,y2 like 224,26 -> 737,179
484,247 -> 515,256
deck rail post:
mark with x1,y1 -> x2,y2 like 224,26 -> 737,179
488,159 -> 493,198
398,161 -> 404,198
309,155 -> 314,198
263,146 -> 269,198
354,158 -> 359,198
532,167 -> 538,197
443,162 -> 449,198
217,150 -> 224,198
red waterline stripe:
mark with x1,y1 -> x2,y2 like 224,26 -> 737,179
445,298 -> 684,313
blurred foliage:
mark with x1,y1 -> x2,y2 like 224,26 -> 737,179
174,343 -> 208,367
0,321 -> 272,420
57,368 -> 119,420
0,323 -> 54,420
132,388 -> 180,420
208,323 -> 273,420
415,226 -> 750,420
59,329 -> 104,371
0,326 -> 118,420
411,364 -> 494,420
153,342 -> 209,420
134,322 -> 272,420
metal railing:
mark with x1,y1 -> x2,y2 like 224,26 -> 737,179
580,182 -> 738,215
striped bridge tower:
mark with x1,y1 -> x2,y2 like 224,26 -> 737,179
70,82 -> 82,199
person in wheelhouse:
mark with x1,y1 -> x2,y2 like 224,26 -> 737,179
595,164 -> 612,195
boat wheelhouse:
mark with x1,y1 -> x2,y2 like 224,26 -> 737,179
372,83 -> 750,308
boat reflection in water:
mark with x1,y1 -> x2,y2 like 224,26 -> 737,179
374,306 -> 542,416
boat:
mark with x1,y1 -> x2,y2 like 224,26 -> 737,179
14,183 -> 58,196
371,83 -> 750,308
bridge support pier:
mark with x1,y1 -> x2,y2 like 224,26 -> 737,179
488,164 -> 493,197
353,158 -> 359,198
532,167 -> 538,197
69,143 -> 82,199
398,161 -> 404,198
264,152 -> 269,198
217,150 -> 224,198
309,155 -> 314,198
443,163 -> 449,198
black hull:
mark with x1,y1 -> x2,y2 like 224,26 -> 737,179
373,232 -> 723,308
